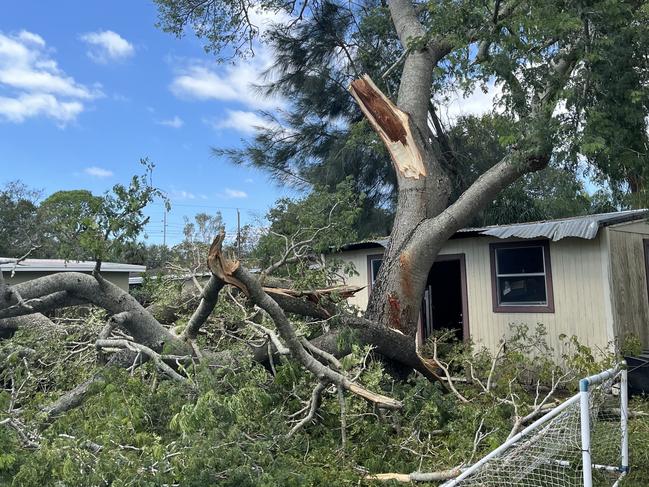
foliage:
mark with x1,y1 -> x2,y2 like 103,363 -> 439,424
0,181 -> 43,257
170,211 -> 225,273
252,179 -> 364,278
1,160 -> 167,264
446,114 -> 613,226
4,300 -> 649,486
37,159 -> 168,264
156,0 -> 648,235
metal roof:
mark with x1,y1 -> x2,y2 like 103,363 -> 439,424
460,209 -> 648,241
0,259 -> 146,273
339,210 -> 648,249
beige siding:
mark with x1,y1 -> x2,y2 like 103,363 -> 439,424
331,248 -> 382,311
333,236 -> 612,357
5,271 -> 131,292
606,221 -> 649,346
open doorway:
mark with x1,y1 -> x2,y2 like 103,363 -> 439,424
421,254 -> 469,342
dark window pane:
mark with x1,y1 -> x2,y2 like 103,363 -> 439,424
371,259 -> 382,283
498,276 -> 547,305
496,246 -> 544,274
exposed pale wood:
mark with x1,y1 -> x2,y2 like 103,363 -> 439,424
349,75 -> 426,180
207,235 -> 403,410
366,468 -> 461,482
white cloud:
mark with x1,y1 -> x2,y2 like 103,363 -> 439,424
435,82 -> 503,125
80,30 -> 134,64
156,115 -> 184,128
0,93 -> 83,123
244,178 -> 254,183
204,110 -> 267,134
170,60 -> 283,111
84,166 -> 113,178
17,30 -> 45,46
0,30 -> 100,124
223,188 -> 248,199
172,189 -> 196,200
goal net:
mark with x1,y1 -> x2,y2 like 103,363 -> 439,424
442,364 -> 629,487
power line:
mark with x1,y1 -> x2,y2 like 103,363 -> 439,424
150,202 -> 264,211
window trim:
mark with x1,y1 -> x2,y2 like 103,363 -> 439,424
489,240 -> 555,313
366,253 -> 384,295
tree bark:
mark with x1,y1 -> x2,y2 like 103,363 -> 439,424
354,0 -> 572,338
4,272 -> 182,352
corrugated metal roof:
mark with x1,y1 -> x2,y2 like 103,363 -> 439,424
461,209 -> 648,241
0,259 -> 146,273
339,210 -> 648,249
339,238 -> 389,250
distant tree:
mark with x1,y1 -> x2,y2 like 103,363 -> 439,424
38,190 -> 104,260
38,159 -> 167,267
252,179 -> 363,275
170,212 -> 226,274
0,181 -> 42,257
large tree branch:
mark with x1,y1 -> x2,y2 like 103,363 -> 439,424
3,273 -> 177,350
181,274 -> 225,340
206,235 -> 402,409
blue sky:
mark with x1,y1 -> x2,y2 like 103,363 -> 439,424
0,1 -> 296,246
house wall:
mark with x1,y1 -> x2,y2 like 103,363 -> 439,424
5,271 -> 131,292
606,221 -> 649,347
332,235 -> 613,357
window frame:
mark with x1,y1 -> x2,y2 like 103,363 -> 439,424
489,240 -> 555,313
366,253 -> 384,295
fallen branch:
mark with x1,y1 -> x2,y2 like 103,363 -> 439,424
0,417 -> 40,449
288,381 -> 327,437
207,234 -> 402,410
431,336 -> 469,403
366,468 -> 462,482
95,339 -> 188,382
181,274 -> 225,340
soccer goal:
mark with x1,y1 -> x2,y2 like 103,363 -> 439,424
442,363 -> 629,487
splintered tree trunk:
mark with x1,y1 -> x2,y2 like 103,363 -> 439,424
350,75 -> 449,337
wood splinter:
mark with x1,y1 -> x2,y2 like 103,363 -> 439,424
349,74 -> 427,180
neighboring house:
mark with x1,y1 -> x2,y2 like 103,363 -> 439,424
0,259 -> 146,292
328,210 -> 649,357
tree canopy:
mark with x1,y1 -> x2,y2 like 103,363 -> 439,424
159,0 -> 649,236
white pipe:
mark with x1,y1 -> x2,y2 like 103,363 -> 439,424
581,364 -> 622,387
620,365 -> 629,473
442,365 -> 623,487
441,394 -> 581,487
611,470 -> 627,487
580,382 -> 593,487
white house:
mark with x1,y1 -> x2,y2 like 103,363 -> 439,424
328,210 -> 649,356
0,259 -> 146,292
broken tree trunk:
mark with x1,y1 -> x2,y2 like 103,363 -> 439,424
350,73 -> 447,336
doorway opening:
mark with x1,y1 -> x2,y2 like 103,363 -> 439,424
421,254 -> 469,342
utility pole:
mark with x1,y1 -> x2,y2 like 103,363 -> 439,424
237,208 -> 241,258
163,208 -> 167,247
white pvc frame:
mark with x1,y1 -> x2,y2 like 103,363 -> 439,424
442,362 -> 629,487
579,362 -> 629,487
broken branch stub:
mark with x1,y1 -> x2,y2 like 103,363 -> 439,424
207,231 -> 247,293
349,74 -> 427,180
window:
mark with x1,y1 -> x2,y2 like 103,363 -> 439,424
490,241 -> 554,313
367,254 -> 383,289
